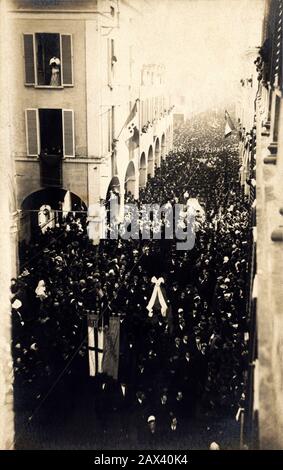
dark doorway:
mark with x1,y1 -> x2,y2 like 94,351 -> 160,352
39,109 -> 63,187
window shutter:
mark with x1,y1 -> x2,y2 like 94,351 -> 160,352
62,109 -> 75,157
23,34 -> 35,85
25,109 -> 39,156
61,34 -> 73,86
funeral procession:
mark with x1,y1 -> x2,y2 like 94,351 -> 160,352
0,0 -> 283,457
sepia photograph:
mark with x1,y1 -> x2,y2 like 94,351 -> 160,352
0,0 -> 282,461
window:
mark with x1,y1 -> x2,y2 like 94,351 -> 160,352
39,109 -> 63,155
107,38 -> 116,88
23,33 -> 73,87
25,108 -> 75,157
36,33 -> 61,86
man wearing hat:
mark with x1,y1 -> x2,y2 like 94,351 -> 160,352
145,414 -> 159,449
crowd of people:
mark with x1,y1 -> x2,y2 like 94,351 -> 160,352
11,111 -> 251,449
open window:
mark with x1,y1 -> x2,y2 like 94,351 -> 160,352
39,109 -> 63,155
23,33 -> 73,87
25,108 -> 75,158
36,33 -> 61,86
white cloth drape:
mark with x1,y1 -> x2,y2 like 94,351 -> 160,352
146,276 -> 168,317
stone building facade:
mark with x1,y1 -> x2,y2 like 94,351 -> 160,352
237,0 -> 283,450
7,0 -> 173,241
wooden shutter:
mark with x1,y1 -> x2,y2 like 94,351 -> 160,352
25,109 -> 39,156
23,34 -> 35,85
61,34 -> 73,86
62,109 -> 75,157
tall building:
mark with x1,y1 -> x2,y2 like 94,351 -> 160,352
0,0 -> 16,451
237,0 -> 283,450
7,0 -> 173,242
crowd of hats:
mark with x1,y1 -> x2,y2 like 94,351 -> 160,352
11,111 -> 250,447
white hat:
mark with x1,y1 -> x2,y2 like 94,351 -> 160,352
209,442 -> 220,450
12,299 -> 22,310
49,57 -> 61,65
147,415 -> 156,423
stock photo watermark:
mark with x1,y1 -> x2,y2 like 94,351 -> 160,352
87,199 -> 204,251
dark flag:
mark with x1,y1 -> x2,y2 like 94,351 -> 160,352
102,316 -> 120,380
224,110 -> 236,138
119,101 -> 140,149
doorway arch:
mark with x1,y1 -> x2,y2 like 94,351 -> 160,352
20,188 -> 87,241
155,138 -> 161,168
124,161 -> 137,199
147,145 -> 154,177
139,152 -> 147,188
161,133 -> 166,159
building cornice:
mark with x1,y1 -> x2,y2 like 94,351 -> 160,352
15,157 -> 104,163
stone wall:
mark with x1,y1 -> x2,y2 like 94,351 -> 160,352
256,88 -> 283,449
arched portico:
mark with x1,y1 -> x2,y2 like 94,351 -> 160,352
106,175 -> 121,220
147,145 -> 154,177
106,176 -> 121,202
161,133 -> 166,159
124,161 -> 137,199
20,188 -> 87,241
155,138 -> 161,168
139,152 -> 147,188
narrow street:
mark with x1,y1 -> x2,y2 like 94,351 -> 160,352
14,113 -> 246,450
